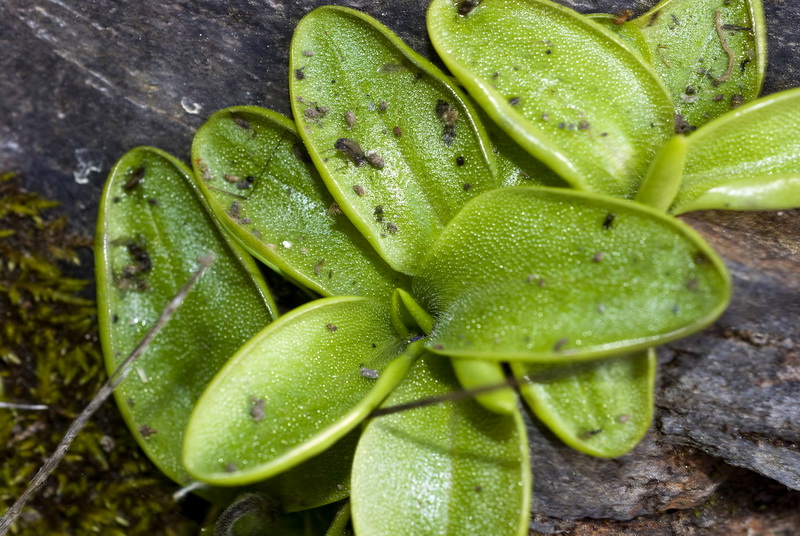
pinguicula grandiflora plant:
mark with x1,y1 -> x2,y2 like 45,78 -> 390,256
93,0 -> 800,534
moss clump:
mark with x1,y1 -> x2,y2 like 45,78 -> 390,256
0,172 -> 200,535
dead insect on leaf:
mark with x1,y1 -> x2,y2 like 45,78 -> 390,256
123,167 -> 145,191
366,150 -> 385,169
139,425 -> 157,438
237,175 -> 256,190
436,100 -> 458,146
359,365 -> 380,379
345,110 -> 357,129
249,398 -> 266,422
335,138 -> 367,166
613,9 -> 633,25
232,114 -> 250,129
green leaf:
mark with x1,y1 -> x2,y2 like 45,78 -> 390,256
392,287 -> 435,336
256,429 -> 359,513
451,357 -> 517,415
479,108 -> 569,189
599,0 -> 767,129
324,502 -> 352,536
182,297 -> 421,486
290,5 -> 505,275
511,349 -> 656,458
672,87 -> 800,213
587,13 -> 654,64
427,0 -> 674,197
95,147 -> 276,484
351,353 -> 530,536
635,134 -> 688,212
390,288 -> 422,338
192,106 -> 408,298
416,187 -> 731,362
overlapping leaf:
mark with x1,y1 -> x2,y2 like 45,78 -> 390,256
416,187 -> 731,362
596,0 -> 766,129
511,350 -> 656,457
182,297 -> 420,485
192,106 -> 408,298
673,87 -> 800,213
351,354 -> 530,536
96,147 -> 277,484
289,6 -> 503,275
428,0 -> 674,197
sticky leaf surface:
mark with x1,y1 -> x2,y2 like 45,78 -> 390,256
416,187 -> 730,362
428,0 -> 674,197
351,354 -> 530,536
257,429 -> 359,512
96,147 -> 276,483
290,6 -> 502,275
182,297 -> 418,485
192,106 -> 407,298
512,349 -> 656,457
673,88 -> 800,213
603,0 -> 766,129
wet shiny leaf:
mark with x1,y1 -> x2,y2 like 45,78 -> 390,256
512,349 -> 656,457
416,187 -> 730,362
597,0 -> 766,129
428,0 -> 674,197
96,147 -> 276,484
351,353 -> 530,536
192,106 -> 408,298
290,6 -> 503,275
673,87 -> 800,213
182,297 -> 420,485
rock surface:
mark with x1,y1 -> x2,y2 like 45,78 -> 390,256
2,0 -> 798,533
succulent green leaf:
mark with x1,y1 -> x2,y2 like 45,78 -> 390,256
324,502 -> 352,536
427,0 -> 674,197
416,187 -> 731,362
672,87 -> 800,213
191,106 -> 408,298
182,297 -> 421,486
290,5 -> 504,275
451,357 -> 517,415
511,349 -> 656,457
351,353 -> 530,536
390,288 -> 423,338
393,288 -> 435,335
212,493 -> 303,536
255,429 -> 359,513
601,0 -> 766,129
635,134 -> 688,212
96,147 -> 276,484
588,13 -> 654,64
478,109 -> 569,189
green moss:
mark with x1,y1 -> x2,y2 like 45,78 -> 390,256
0,172 -> 200,535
